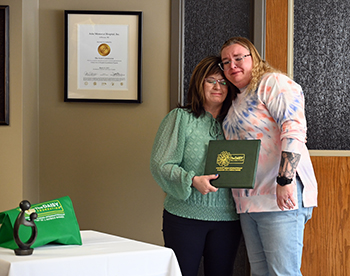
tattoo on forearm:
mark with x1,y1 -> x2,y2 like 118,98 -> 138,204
278,151 -> 301,178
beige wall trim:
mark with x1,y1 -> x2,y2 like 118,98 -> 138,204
170,0 -> 184,109
309,150 -> 350,157
287,0 -> 294,78
253,0 -> 266,59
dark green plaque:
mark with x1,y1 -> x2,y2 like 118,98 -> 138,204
204,140 -> 261,188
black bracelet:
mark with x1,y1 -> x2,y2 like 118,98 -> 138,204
276,176 -> 293,186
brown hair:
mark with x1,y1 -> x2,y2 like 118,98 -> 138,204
180,55 -> 234,121
220,37 -> 281,94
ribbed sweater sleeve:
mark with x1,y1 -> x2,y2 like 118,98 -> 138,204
150,109 -> 195,201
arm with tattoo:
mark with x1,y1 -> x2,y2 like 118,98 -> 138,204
278,151 -> 301,178
276,151 -> 301,210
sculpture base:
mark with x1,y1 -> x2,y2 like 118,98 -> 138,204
14,248 -> 34,256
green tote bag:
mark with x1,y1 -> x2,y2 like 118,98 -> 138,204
0,196 -> 82,250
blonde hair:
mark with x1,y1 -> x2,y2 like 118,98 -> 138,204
220,37 -> 282,94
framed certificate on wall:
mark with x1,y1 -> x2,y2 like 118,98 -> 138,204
0,6 -> 9,125
64,10 -> 142,103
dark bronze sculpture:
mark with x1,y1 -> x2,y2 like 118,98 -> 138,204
13,200 -> 38,255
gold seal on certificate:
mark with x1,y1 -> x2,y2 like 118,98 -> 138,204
98,43 -> 111,56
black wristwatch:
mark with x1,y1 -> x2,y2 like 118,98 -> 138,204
276,176 -> 293,186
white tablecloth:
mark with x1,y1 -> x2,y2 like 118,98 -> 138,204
0,230 -> 182,276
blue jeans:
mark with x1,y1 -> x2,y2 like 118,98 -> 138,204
240,176 -> 313,276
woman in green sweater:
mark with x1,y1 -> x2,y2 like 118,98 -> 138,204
150,56 -> 241,276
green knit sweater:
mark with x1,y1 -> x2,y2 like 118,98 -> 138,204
150,108 -> 239,221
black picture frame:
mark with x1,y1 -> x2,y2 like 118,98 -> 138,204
0,6 -> 9,125
64,10 -> 142,103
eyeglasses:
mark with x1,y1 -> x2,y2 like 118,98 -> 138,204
204,77 -> 227,86
218,54 -> 251,71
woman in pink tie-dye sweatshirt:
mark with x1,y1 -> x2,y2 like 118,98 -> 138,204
219,37 -> 317,276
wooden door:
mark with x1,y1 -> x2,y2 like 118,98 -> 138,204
302,156 -> 350,275
266,0 -> 288,73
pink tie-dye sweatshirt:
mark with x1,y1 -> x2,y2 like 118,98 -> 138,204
223,73 -> 318,213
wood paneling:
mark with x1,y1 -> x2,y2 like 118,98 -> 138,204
302,156 -> 350,275
266,0 -> 288,73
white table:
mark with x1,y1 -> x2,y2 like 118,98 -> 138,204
0,230 -> 182,276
